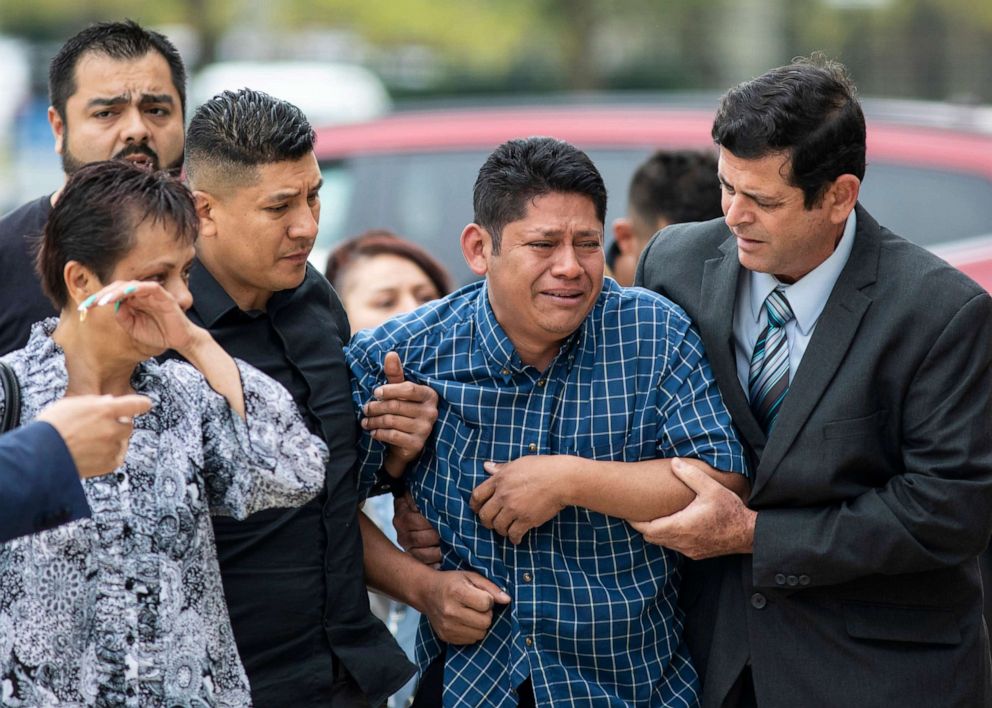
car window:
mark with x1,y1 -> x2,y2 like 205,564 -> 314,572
316,150 -> 992,284
859,163 -> 992,246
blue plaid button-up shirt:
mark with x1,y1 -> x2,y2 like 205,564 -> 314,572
348,278 -> 749,707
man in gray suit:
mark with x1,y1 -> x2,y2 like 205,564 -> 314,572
634,56 -> 992,707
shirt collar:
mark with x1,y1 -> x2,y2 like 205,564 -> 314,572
473,278 -> 593,380
188,259 -> 308,326
187,259 -> 243,327
747,210 -> 857,335
474,280 -> 525,379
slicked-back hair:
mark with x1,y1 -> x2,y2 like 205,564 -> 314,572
37,160 -> 198,310
49,19 -> 187,121
325,229 -> 452,298
473,137 -> 607,253
628,149 -> 722,231
712,55 -> 866,209
185,89 -> 316,187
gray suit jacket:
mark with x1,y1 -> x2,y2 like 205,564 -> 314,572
636,205 -> 992,707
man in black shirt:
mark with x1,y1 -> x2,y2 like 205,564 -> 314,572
0,20 -> 186,355
184,90 -> 495,707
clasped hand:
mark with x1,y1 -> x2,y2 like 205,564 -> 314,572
361,352 -> 439,476
628,458 -> 756,559
469,454 -> 571,545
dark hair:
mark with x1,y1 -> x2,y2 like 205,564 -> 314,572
712,54 -> 866,208
49,19 -> 187,122
628,149 -> 722,228
325,229 -> 452,298
37,160 -> 198,309
473,137 -> 607,253
185,89 -> 315,186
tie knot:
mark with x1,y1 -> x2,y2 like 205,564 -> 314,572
764,289 -> 794,328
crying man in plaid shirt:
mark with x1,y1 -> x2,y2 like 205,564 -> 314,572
348,137 -> 750,707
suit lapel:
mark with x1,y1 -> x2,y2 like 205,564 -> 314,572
752,206 -> 880,494
699,237 -> 768,458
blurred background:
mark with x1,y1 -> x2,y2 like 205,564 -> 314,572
2,0 -> 991,284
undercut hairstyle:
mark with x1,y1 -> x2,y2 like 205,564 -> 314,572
48,19 -> 187,121
628,150 -> 722,233
712,54 -> 866,209
37,160 -> 198,309
185,89 -> 316,191
325,229 -> 452,298
473,137 -> 607,253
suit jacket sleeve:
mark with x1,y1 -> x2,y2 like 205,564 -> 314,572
753,291 -> 992,588
0,421 -> 90,542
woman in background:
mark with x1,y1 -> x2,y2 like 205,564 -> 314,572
326,229 -> 451,708
326,229 -> 452,332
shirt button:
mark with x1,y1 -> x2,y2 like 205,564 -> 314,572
750,593 -> 767,609
523,572 -> 533,583
525,636 -> 533,647
536,379 -> 546,387
799,574 -> 811,586
528,443 -> 537,452
774,573 -> 786,586
501,368 -> 510,375
787,575 -> 799,587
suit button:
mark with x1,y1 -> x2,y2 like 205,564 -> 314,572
750,593 -> 767,609
799,574 -> 810,586
787,575 -> 799,586
774,573 -> 786,586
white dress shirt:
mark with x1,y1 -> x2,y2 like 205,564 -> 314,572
734,211 -> 858,393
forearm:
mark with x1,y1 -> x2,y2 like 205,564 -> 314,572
360,511 -> 437,611
562,457 -> 749,521
176,327 -> 245,418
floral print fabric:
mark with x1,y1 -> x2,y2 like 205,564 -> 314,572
0,320 -> 327,707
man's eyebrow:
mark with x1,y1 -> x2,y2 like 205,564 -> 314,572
137,93 -> 175,105
717,173 -> 778,202
85,93 -> 175,109
268,180 -> 324,201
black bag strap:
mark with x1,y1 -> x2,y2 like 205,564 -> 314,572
0,360 -> 21,434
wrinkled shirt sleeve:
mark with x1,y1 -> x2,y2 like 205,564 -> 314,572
163,358 -> 328,518
344,340 -> 389,500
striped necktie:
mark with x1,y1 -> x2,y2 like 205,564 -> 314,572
748,289 -> 795,433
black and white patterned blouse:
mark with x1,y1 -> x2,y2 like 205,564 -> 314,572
0,319 -> 328,707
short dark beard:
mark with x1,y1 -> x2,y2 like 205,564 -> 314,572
60,121 -> 183,175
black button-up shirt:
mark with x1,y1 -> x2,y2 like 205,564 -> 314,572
185,261 -> 414,707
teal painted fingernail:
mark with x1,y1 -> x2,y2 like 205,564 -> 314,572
123,285 -> 137,295
79,295 -> 97,310
114,301 -> 121,313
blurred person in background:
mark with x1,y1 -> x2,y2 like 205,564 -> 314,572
0,19 -> 186,356
325,229 -> 452,708
607,149 -> 722,286
0,393 -> 152,543
0,160 -> 328,706
325,229 -> 452,331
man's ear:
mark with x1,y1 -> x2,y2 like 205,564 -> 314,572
193,191 -> 218,239
48,106 -> 65,156
63,260 -> 100,308
826,174 -> 861,224
460,223 -> 491,276
612,217 -> 637,256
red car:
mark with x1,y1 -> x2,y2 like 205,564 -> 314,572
313,101 -> 992,288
